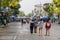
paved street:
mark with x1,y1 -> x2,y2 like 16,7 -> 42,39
0,22 -> 60,40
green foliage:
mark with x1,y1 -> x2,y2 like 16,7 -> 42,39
19,11 -> 25,16
27,13 -> 32,17
10,4 -> 21,9
9,0 -> 21,16
53,0 -> 60,7
0,0 -> 21,16
44,3 -> 54,14
53,0 -> 60,14
43,3 -> 54,16
1,0 -> 20,8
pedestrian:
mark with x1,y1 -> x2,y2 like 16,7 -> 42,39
34,19 -> 38,33
33,15 -> 38,33
21,19 -> 23,27
3,14 -> 7,26
30,19 -> 34,34
0,14 -> 2,25
38,19 -> 44,36
45,20 -> 51,36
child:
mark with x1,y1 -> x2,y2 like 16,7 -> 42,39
45,20 -> 51,36
39,19 -> 44,36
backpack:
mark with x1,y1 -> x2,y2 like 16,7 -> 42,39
46,22 -> 51,27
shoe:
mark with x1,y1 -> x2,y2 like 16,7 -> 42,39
39,35 -> 40,36
45,34 -> 47,36
39,35 -> 42,36
48,35 -> 50,36
34,32 -> 37,33
31,32 -> 33,34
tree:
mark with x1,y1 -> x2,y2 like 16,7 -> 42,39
1,0 -> 21,8
9,0 -> 21,8
9,0 -> 21,16
53,0 -> 60,24
19,11 -> 25,16
53,0 -> 60,14
53,0 -> 60,7
27,13 -> 32,17
43,3 -> 54,17
0,0 -> 21,16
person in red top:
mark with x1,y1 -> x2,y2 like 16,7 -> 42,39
45,20 -> 51,36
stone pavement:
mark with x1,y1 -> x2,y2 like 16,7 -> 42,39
0,22 -> 60,40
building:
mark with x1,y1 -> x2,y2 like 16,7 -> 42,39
33,4 -> 45,17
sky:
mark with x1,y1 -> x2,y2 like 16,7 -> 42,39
19,0 -> 53,15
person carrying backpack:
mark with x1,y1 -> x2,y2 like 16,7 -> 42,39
45,20 -> 51,36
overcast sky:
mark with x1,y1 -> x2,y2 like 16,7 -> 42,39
19,0 -> 53,15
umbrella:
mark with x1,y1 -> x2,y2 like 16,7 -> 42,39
42,16 -> 48,22
43,16 -> 48,18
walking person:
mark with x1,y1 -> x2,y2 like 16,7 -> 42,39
21,19 -> 23,27
0,14 -> 2,25
33,15 -> 38,33
38,19 -> 44,36
45,20 -> 51,36
33,18 -> 38,33
2,13 -> 7,27
30,19 -> 34,34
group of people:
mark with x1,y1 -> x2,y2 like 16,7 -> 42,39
30,16 -> 51,36
0,12 -> 9,27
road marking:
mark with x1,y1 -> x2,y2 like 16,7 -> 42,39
43,36 -> 46,40
14,36 -> 17,40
